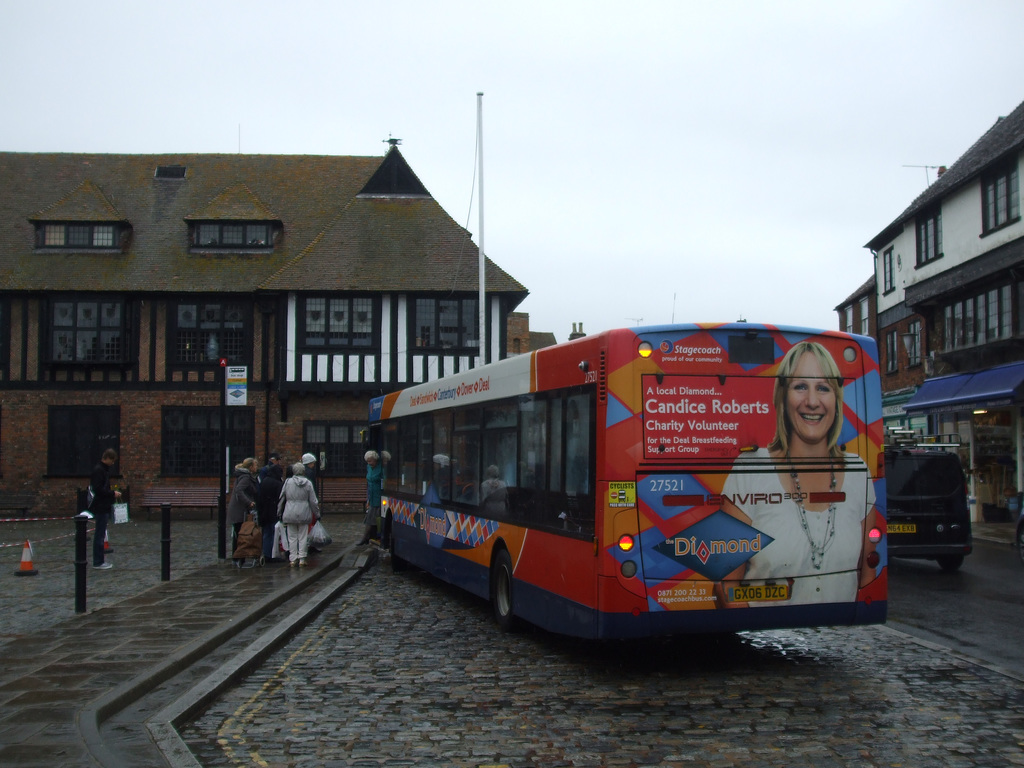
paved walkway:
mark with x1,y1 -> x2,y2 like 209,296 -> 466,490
0,513 -> 1016,767
0,509 -> 373,767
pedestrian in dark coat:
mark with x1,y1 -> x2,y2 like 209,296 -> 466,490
227,458 -> 259,560
257,462 -> 284,561
89,448 -> 121,569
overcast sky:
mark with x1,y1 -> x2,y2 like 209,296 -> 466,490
3,1 -> 1024,343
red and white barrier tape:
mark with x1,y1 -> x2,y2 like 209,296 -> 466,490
0,527 -> 95,548
0,516 -> 81,523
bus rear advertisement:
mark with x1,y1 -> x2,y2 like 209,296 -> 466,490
369,323 -> 886,639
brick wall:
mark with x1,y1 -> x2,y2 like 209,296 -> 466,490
1,387 -> 373,516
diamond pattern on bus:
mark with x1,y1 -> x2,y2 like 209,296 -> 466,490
447,512 -> 500,547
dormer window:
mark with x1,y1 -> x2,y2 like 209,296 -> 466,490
192,221 -> 272,249
38,222 -> 122,249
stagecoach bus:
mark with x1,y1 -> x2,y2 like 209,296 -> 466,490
368,323 -> 886,639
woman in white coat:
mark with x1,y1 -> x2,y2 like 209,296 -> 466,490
277,463 -> 320,567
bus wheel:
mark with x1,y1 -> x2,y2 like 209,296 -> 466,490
491,549 -> 518,632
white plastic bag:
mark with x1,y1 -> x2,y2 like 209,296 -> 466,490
310,520 -> 332,546
113,502 -> 129,524
272,520 -> 288,558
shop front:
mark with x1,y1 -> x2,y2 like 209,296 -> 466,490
903,361 -> 1024,522
882,386 -> 929,434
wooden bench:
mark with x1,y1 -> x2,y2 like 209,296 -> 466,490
319,478 -> 366,508
0,492 -> 38,516
140,487 -> 221,520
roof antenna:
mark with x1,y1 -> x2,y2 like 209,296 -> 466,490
902,164 -> 945,187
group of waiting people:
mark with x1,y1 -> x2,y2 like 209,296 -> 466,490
227,451 -> 321,567
229,447 -> 392,565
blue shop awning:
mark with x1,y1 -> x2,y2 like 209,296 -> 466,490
904,361 -> 1024,413
903,373 -> 972,413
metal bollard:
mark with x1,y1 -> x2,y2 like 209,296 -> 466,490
75,513 -> 89,613
161,503 -> 172,581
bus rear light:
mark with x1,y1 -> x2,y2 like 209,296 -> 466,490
621,560 -> 637,578
868,527 -> 883,543
637,341 -> 653,358
866,551 -> 881,569
617,534 -> 635,552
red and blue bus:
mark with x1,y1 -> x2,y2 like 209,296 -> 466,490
368,323 -> 886,639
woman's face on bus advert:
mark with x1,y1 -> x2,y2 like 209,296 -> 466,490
784,351 -> 836,452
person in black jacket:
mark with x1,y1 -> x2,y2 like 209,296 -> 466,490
89,448 -> 121,569
257,461 -> 284,562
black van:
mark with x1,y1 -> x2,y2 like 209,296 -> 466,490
885,447 -> 972,572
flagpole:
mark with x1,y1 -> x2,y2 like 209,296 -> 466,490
477,92 -> 486,367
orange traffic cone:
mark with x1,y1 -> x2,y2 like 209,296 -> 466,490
14,540 -> 38,577
104,531 -> 113,554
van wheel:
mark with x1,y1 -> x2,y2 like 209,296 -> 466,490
937,555 -> 964,572
491,549 -> 518,632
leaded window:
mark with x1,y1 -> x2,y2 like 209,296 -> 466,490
916,208 -> 942,266
192,221 -> 272,248
38,222 -> 120,249
415,297 -> 479,349
51,297 -> 127,363
303,421 -> 366,476
906,320 -> 921,366
162,406 -> 254,476
943,286 -> 1015,351
303,297 -> 374,347
172,301 -> 248,364
886,331 -> 898,373
982,159 -> 1020,233
48,406 -> 120,476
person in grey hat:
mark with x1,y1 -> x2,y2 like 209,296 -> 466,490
301,452 -> 318,494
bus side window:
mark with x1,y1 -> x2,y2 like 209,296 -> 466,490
383,423 -> 399,492
519,396 -> 547,490
398,417 -> 418,493
452,431 -> 479,504
549,398 -> 563,492
417,416 -> 433,494
565,394 -> 591,495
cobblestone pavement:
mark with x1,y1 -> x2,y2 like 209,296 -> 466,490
0,513 -> 225,642
182,554 -> 1024,768
0,511 -> 368,767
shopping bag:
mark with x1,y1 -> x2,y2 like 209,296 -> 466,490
113,502 -> 129,524
310,519 -> 332,547
233,515 -> 262,559
272,520 -> 287,558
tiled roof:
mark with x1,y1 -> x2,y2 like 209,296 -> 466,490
834,274 -> 875,309
262,195 -> 522,292
0,150 -> 527,298
185,183 -> 280,221
30,179 -> 125,222
865,96 -> 1024,251
530,331 -> 558,349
